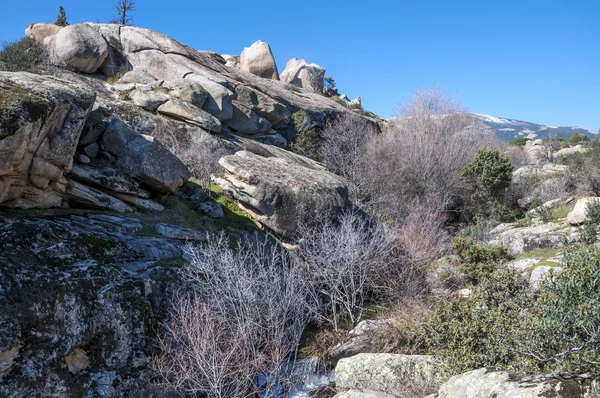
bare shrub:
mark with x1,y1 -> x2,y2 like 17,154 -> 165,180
152,120 -> 233,186
157,294 -> 255,398
296,211 -> 400,330
396,198 -> 450,297
319,114 -> 378,203
363,88 -> 497,222
503,144 -> 531,168
158,233 -> 315,396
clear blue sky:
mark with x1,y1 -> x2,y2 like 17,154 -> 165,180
1,1 -> 598,129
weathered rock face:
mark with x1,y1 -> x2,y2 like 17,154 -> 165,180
157,99 -> 222,132
0,72 -> 95,208
335,353 -> 444,397
48,24 -> 109,74
433,368 -> 587,398
239,40 -> 280,80
213,141 -> 350,239
280,58 -> 326,93
101,119 -> 191,193
0,212 -> 186,397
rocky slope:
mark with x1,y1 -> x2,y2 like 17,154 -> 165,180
0,22 -> 378,396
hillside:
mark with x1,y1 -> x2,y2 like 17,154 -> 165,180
473,113 -> 598,141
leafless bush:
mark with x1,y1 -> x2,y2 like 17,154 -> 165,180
503,144 -> 532,168
363,88 -> 497,222
296,211 -> 400,330
157,294 -> 255,398
152,120 -> 233,186
396,198 -> 450,297
319,114 -> 378,203
158,233 -> 315,396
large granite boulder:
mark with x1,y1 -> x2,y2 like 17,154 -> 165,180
47,24 -> 109,73
239,40 -> 279,80
433,368 -> 586,397
335,353 -> 443,397
100,119 -> 190,193
25,23 -> 63,46
213,141 -> 350,239
0,72 -> 95,208
280,58 -> 326,93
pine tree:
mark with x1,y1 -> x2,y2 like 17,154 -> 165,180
55,6 -> 69,27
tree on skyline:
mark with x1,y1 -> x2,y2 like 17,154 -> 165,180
54,6 -> 68,26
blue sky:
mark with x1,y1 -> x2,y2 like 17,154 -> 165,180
1,1 -> 598,129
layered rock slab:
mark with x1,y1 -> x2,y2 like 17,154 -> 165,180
213,142 -> 350,239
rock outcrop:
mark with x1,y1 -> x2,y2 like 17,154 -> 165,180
213,141 -> 350,239
0,72 -> 95,208
25,23 -> 63,46
239,40 -> 279,80
0,212 -> 186,396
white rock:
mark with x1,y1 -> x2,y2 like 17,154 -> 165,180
239,40 -> 279,80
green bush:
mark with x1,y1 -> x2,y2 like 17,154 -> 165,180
508,137 -> 531,146
0,37 -> 45,72
578,221 -> 597,245
462,148 -> 514,196
585,199 -> 600,224
568,132 -> 589,144
426,245 -> 600,375
425,267 -> 526,374
524,245 -> 600,372
450,236 -> 509,283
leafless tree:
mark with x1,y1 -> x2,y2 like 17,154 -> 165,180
396,197 -> 450,297
113,0 -> 135,25
319,114 -> 378,204
158,233 -> 315,396
296,211 -> 400,330
363,87 -> 496,222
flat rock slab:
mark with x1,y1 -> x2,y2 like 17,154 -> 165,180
158,99 -> 222,133
156,223 -> 206,241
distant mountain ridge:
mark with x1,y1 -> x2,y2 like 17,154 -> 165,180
472,113 -> 598,142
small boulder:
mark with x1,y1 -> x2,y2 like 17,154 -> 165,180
335,353 -> 443,396
239,40 -> 279,80
118,70 -> 158,85
530,265 -> 563,290
48,24 -> 108,73
198,202 -> 224,218
567,197 -> 600,225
